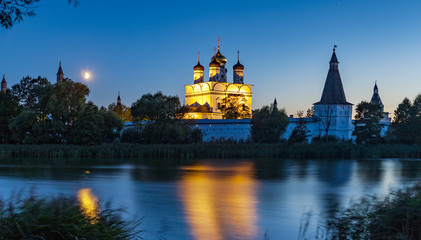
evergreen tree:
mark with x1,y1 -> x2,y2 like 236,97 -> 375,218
352,101 -> 384,144
388,95 -> 421,144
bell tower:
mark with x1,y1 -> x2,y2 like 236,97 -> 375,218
1,75 -> 7,93
57,61 -> 64,83
233,50 -> 244,84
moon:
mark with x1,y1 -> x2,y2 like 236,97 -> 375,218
84,72 -> 91,80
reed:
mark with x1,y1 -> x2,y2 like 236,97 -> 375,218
0,193 -> 141,239
1,143 -> 421,161
299,183 -> 421,240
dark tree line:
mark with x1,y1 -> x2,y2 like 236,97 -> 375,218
121,92 -> 202,144
0,76 -> 123,145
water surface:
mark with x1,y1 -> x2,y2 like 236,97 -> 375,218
0,159 -> 420,239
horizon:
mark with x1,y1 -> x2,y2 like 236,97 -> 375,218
2,0 -> 421,117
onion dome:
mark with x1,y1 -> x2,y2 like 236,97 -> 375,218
233,60 -> 244,70
209,57 -> 220,68
215,47 -> 227,64
194,61 -> 204,71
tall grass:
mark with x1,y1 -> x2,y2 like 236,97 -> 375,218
299,183 -> 421,240
1,143 -> 421,161
0,193 -> 141,239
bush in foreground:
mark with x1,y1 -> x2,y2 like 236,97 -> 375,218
0,194 -> 140,240
300,183 -> 421,240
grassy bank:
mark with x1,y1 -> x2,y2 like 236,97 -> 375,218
1,143 -> 421,160
0,193 -> 139,239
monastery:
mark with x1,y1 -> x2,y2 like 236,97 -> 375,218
0,44 -> 391,142
184,44 -> 391,142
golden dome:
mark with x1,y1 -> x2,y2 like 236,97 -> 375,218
194,61 -> 204,71
215,47 -> 227,64
209,57 -> 220,68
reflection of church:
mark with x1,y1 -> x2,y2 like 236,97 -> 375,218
184,40 -> 252,119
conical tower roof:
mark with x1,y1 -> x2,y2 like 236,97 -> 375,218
370,82 -> 383,106
57,61 -> 64,75
314,47 -> 351,105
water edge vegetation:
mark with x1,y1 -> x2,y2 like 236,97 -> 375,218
2,143 -> 421,160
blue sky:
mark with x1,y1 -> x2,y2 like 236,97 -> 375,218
1,0 -> 421,116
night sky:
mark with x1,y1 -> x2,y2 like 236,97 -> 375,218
1,0 -> 421,116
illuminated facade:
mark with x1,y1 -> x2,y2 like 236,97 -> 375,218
184,43 -> 252,119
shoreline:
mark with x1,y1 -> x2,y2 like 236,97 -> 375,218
1,143 -> 421,160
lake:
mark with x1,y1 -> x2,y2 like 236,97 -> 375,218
0,158 -> 420,239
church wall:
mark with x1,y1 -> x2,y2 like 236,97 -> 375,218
191,119 -> 251,142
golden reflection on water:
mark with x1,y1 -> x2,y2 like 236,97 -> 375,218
77,188 -> 99,223
179,162 -> 258,240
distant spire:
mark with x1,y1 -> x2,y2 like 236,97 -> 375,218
217,37 -> 220,49
237,50 -> 240,62
117,92 -> 122,107
198,51 -> 200,61
274,98 -> 278,109
374,81 -> 378,94
57,61 -> 64,83
1,75 -> 7,93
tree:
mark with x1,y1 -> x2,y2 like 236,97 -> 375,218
120,127 -> 142,143
219,94 -> 251,119
0,91 -> 21,143
288,111 -> 309,144
315,105 -> 334,143
69,102 -> 123,145
251,105 -> 289,143
11,76 -> 50,111
306,106 -> 314,118
352,101 -> 384,144
108,102 -> 132,122
100,110 -> 124,143
0,0 -> 78,29
9,110 -> 37,143
388,95 -> 421,144
131,92 -> 181,122
47,80 -> 89,127
130,92 -> 198,144
141,121 -> 192,144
